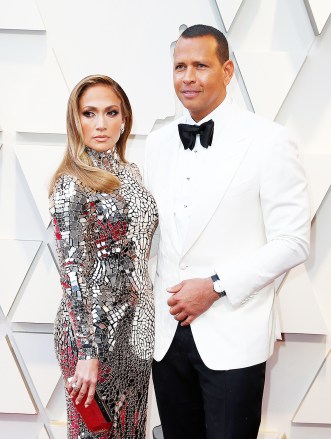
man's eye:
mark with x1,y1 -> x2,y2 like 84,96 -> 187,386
82,111 -> 94,118
197,64 -> 206,68
175,65 -> 185,70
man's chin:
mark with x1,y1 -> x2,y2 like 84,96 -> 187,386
180,100 -> 200,114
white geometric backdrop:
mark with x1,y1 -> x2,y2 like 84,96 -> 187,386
0,1 -> 330,438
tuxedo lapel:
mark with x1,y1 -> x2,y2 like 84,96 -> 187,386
181,111 -> 251,258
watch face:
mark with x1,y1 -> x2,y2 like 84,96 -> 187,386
213,280 -> 223,293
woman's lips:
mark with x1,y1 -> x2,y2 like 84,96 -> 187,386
93,136 -> 109,141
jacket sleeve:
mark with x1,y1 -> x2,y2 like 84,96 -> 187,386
50,176 -> 98,360
215,128 -> 311,307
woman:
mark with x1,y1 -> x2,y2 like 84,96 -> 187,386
49,75 -> 158,439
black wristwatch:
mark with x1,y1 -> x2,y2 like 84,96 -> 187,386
211,274 -> 226,298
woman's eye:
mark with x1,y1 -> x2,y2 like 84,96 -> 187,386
108,110 -> 119,116
82,111 -> 94,118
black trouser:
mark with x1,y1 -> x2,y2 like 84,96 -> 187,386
152,324 -> 266,439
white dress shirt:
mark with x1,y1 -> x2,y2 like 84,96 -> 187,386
173,95 -> 232,250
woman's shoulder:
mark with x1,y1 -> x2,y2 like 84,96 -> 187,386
52,174 -> 89,202
125,162 -> 142,183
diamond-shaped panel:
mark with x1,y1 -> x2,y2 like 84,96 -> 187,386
293,350 -> 331,424
302,153 -> 331,219
36,0 -> 220,134
277,264 -> 327,334
11,245 -> 62,323
15,145 -> 65,227
304,0 -> 331,34
48,423 -> 67,439
37,426 -> 50,439
46,377 -> 66,423
14,333 -> 61,407
229,0 -> 314,120
0,336 -> 37,413
0,239 -> 41,315
0,0 -> 45,31
0,37 -> 67,133
215,0 -> 245,31
235,51 -> 307,120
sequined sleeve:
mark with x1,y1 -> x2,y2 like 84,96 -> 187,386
129,162 -> 143,184
50,175 -> 98,360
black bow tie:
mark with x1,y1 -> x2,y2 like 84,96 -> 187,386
178,119 -> 214,151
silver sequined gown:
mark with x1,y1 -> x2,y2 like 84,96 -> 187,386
49,148 -> 158,439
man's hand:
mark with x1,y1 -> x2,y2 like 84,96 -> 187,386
167,278 -> 219,326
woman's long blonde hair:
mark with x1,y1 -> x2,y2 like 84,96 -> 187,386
49,74 -> 133,196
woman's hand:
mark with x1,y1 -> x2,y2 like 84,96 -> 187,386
68,358 -> 99,407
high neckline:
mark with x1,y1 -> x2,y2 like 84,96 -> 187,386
85,146 -> 117,160
85,146 -> 119,172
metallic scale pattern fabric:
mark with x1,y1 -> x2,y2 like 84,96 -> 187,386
49,148 -> 158,439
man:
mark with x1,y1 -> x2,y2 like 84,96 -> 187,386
144,24 -> 310,439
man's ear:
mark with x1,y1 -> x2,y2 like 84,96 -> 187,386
223,60 -> 234,86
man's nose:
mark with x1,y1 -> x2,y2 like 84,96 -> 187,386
183,67 -> 196,83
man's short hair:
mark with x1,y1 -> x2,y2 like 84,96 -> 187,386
180,24 -> 229,64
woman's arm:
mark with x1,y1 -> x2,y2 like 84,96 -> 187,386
51,175 -> 99,406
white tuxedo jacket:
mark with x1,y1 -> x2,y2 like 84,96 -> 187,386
144,100 -> 310,370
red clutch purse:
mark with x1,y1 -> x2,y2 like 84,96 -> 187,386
67,378 -> 113,433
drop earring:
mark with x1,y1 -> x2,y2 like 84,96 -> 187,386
120,124 -> 125,134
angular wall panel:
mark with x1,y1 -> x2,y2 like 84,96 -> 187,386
0,239 -> 41,315
46,377 -> 66,423
277,264 -> 327,334
126,136 -> 147,172
235,51 -> 307,120
229,0 -> 314,52
293,350 -> 331,424
15,47 -> 68,133
11,246 -> 62,323
227,73 -> 248,110
37,426 -> 50,439
302,153 -> 331,218
0,336 -> 37,414
276,17 -> 331,154
15,145 -> 65,227
14,333 -> 61,407
229,0 -> 314,121
304,0 -> 331,34
36,0 -> 219,134
0,35 -> 68,133
215,0 -> 245,31
48,423 -> 67,439
0,0 -> 45,31
0,421 -> 42,438
261,335 -> 327,436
